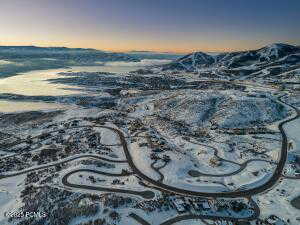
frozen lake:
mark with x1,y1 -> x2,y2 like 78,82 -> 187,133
0,64 -> 143,113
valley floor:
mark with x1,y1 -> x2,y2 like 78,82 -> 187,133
0,44 -> 300,225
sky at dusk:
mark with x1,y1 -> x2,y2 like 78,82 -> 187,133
0,0 -> 299,53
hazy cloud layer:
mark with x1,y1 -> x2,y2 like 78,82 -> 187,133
0,60 -> 13,65
104,59 -> 172,67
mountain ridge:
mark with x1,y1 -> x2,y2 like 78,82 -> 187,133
161,43 -> 300,79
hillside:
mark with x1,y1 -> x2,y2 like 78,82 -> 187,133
0,46 -> 138,78
161,43 -> 300,82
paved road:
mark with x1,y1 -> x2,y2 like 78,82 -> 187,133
130,198 -> 259,224
62,168 -> 155,199
283,175 -> 300,179
1,81 -> 297,224
1,94 -> 297,199
0,154 -> 127,179
130,212 -> 256,225
188,158 -> 276,178
99,94 -> 300,198
186,140 -> 275,178
150,159 -> 167,182
129,213 -> 151,225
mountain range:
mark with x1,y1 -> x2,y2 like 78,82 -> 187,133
0,46 -> 137,63
161,43 -> 300,81
0,46 -> 138,78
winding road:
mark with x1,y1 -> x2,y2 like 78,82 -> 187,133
0,92 -> 298,224
129,197 -> 259,225
93,94 -> 299,198
0,154 -> 127,179
186,140 -> 276,178
1,95 -> 298,198
62,168 -> 155,199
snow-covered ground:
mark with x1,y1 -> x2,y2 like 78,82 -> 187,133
255,178 -> 300,225
0,43 -> 299,224
284,117 -> 300,153
0,175 -> 25,224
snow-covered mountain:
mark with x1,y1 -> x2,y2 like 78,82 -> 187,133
0,46 -> 139,78
257,43 -> 299,61
0,46 -> 137,63
162,43 -> 300,74
154,89 -> 288,129
162,52 -> 215,71
216,43 -> 300,68
160,43 -> 300,83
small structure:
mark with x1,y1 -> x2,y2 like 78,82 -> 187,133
153,148 -> 163,153
202,201 -> 211,210
173,198 -> 186,213
139,143 -> 148,147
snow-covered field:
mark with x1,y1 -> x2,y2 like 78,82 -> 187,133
0,43 -> 299,224
255,178 -> 300,224
0,175 -> 25,225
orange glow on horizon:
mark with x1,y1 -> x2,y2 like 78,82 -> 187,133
0,40 -> 267,54
1,1 -> 299,55
1,38 -> 299,54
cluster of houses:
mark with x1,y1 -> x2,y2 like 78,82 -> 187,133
137,132 -> 172,163
214,221 -> 235,225
284,154 -> 300,177
172,197 -> 217,213
134,195 -> 251,224
0,120 -> 117,174
172,197 -> 212,212
128,119 -> 144,133
220,127 -> 277,135
0,132 -> 20,152
256,215 -> 289,225
0,156 -> 28,173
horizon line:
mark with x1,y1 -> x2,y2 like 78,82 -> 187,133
0,42 -> 298,55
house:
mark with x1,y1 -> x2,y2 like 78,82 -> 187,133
173,198 -> 186,213
215,221 -> 233,225
71,120 -> 80,127
202,201 -> 211,210
189,199 -> 201,211
139,143 -> 148,147
150,153 -> 160,160
153,148 -> 163,153
59,129 -> 66,134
